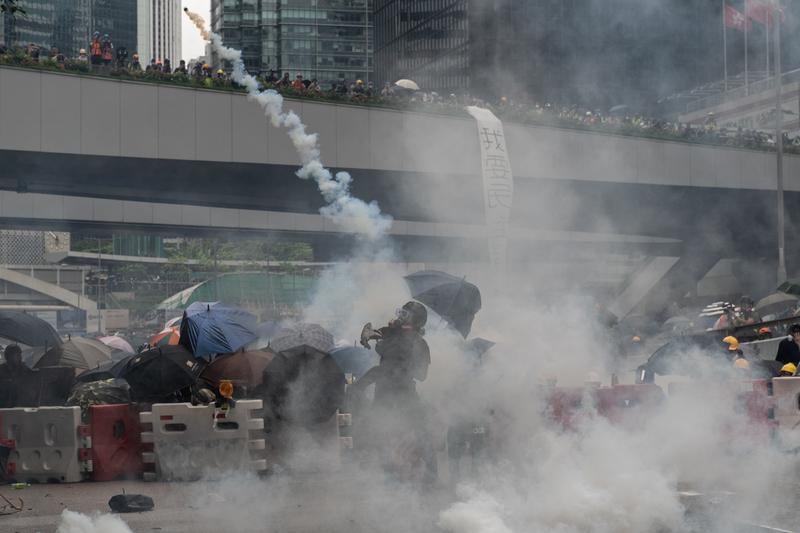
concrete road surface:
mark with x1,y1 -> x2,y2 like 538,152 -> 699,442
0,474 -> 454,533
1,474 -> 798,533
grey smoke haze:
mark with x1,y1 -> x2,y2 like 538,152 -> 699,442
458,0 -> 800,112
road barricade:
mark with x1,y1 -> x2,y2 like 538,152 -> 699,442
545,384 -> 665,430
668,379 -> 776,443
772,377 -> 800,447
140,400 -> 266,481
0,406 -> 90,483
87,404 -> 143,481
595,384 -> 665,425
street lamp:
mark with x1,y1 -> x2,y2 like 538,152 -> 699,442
774,2 -> 787,284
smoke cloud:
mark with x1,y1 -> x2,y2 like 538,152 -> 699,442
56,510 -> 134,533
183,8 -> 392,239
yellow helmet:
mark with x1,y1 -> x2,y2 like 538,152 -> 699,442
733,358 -> 750,369
723,336 -> 739,351
780,363 -> 797,375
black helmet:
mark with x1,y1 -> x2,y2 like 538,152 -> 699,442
401,301 -> 427,329
740,295 -> 754,306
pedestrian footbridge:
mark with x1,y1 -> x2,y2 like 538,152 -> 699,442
0,65 -> 797,313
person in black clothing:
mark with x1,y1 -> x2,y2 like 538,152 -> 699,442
0,344 -> 30,380
356,301 -> 430,407
776,324 -> 800,365
354,301 -> 436,483
0,345 -> 32,407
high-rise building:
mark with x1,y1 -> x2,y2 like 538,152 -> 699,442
137,0 -> 182,64
211,0 -> 373,85
1,0 -> 137,59
374,0 -> 791,110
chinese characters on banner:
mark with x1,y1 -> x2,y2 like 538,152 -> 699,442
466,106 -> 514,275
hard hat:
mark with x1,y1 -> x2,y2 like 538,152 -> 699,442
356,79 -> 363,84
79,48 -> 86,54
734,358 -> 750,369
723,336 -> 739,351
217,69 -> 224,74
202,63 -> 209,68
632,336 -> 641,343
780,363 -> 797,375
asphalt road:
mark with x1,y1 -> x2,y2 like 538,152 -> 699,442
2,476 -> 799,533
0,474 -> 455,533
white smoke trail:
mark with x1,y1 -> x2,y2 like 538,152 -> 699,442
183,8 -> 392,239
56,510 -> 134,533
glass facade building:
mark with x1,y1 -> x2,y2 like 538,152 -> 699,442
212,0 -> 373,85
374,0 -> 766,110
374,0 -> 469,93
1,0 -> 137,59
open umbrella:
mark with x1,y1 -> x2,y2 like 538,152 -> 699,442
394,79 -> 420,91
0,310 -> 61,348
149,327 -> 180,347
260,344 -> 345,425
119,345 -> 205,403
404,270 -> 482,338
75,355 -> 133,383
98,335 -> 135,354
33,337 -> 112,370
329,345 -> 379,378
755,291 -> 799,317
269,323 -> 334,354
201,349 -> 276,390
180,302 -> 257,359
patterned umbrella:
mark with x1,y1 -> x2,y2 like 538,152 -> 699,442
269,323 -> 334,354
148,327 -> 180,347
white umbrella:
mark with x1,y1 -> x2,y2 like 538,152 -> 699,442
394,79 -> 420,91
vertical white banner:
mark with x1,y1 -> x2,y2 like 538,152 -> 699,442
466,106 -> 514,274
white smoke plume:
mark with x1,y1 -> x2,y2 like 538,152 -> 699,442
56,510 -> 134,533
183,8 -> 392,239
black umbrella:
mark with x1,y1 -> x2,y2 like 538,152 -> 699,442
0,310 -> 61,348
404,270 -> 482,338
118,345 -> 206,403
260,344 -> 345,425
75,355 -> 134,384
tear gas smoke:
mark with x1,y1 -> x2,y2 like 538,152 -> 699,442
183,8 -> 392,239
185,8 -> 796,533
56,510 -> 134,533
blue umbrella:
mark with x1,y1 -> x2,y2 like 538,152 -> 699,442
179,302 -> 257,359
329,345 -> 379,378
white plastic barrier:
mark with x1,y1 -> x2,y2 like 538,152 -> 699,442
772,377 -> 800,448
0,406 -> 90,483
140,400 -> 266,481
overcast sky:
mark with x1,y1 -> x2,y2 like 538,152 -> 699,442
181,0 -> 211,60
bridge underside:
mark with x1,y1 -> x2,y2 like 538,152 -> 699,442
0,148 -> 793,314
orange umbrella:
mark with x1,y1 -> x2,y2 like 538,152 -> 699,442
148,326 -> 180,347
200,349 -> 276,389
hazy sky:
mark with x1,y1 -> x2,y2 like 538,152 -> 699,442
181,0 -> 211,60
